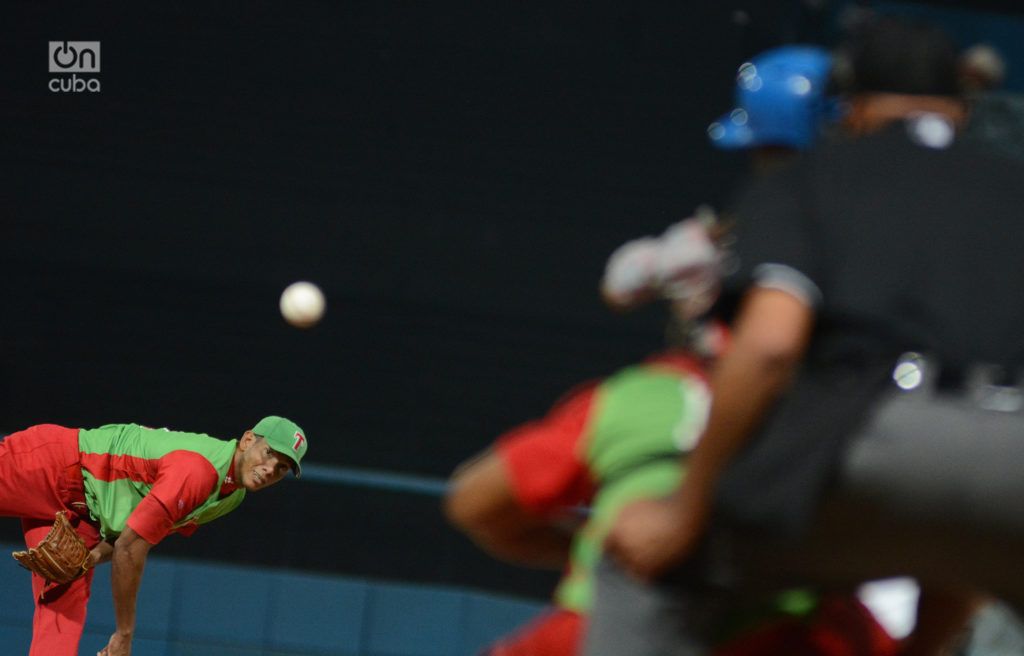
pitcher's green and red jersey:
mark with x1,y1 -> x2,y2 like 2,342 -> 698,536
495,352 -> 711,613
78,424 -> 246,544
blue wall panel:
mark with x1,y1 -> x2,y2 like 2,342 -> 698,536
173,560 -> 274,645
266,570 -> 369,655
0,567 -> 33,626
0,542 -> 544,656
170,641 -> 269,656
0,624 -> 32,653
364,583 -> 465,656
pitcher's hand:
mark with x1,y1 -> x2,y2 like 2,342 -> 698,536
97,631 -> 132,656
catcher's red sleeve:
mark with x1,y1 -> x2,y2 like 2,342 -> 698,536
495,385 -> 598,516
126,451 -> 219,544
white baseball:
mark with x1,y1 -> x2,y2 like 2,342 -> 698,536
279,281 -> 325,328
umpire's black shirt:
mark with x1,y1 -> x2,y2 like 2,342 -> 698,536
716,114 -> 1024,532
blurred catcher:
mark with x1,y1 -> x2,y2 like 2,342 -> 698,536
446,211 -> 728,655
447,202 -> 895,654
0,416 -> 307,656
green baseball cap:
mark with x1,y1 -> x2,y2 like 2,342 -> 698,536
252,416 -> 308,477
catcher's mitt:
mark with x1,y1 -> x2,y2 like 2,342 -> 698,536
12,511 -> 91,584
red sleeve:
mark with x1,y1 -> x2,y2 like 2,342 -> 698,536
125,450 -> 219,545
495,385 -> 599,516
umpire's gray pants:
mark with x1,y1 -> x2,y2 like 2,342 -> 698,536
585,389 -> 1024,656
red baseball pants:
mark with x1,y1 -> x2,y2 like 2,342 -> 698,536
0,424 -> 101,656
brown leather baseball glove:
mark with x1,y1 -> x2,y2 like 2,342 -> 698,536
12,511 -> 91,584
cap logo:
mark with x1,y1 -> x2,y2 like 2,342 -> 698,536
293,431 -> 306,452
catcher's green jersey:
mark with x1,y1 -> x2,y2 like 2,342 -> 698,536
78,424 -> 245,541
554,358 -> 709,612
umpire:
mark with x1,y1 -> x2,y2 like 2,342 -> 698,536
598,13 -> 1024,654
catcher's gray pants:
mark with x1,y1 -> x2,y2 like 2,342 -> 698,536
584,388 -> 1024,656
583,557 -> 722,656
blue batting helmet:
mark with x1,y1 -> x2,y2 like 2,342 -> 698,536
708,45 -> 834,150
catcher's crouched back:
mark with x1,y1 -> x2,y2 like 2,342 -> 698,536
12,511 -> 92,584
